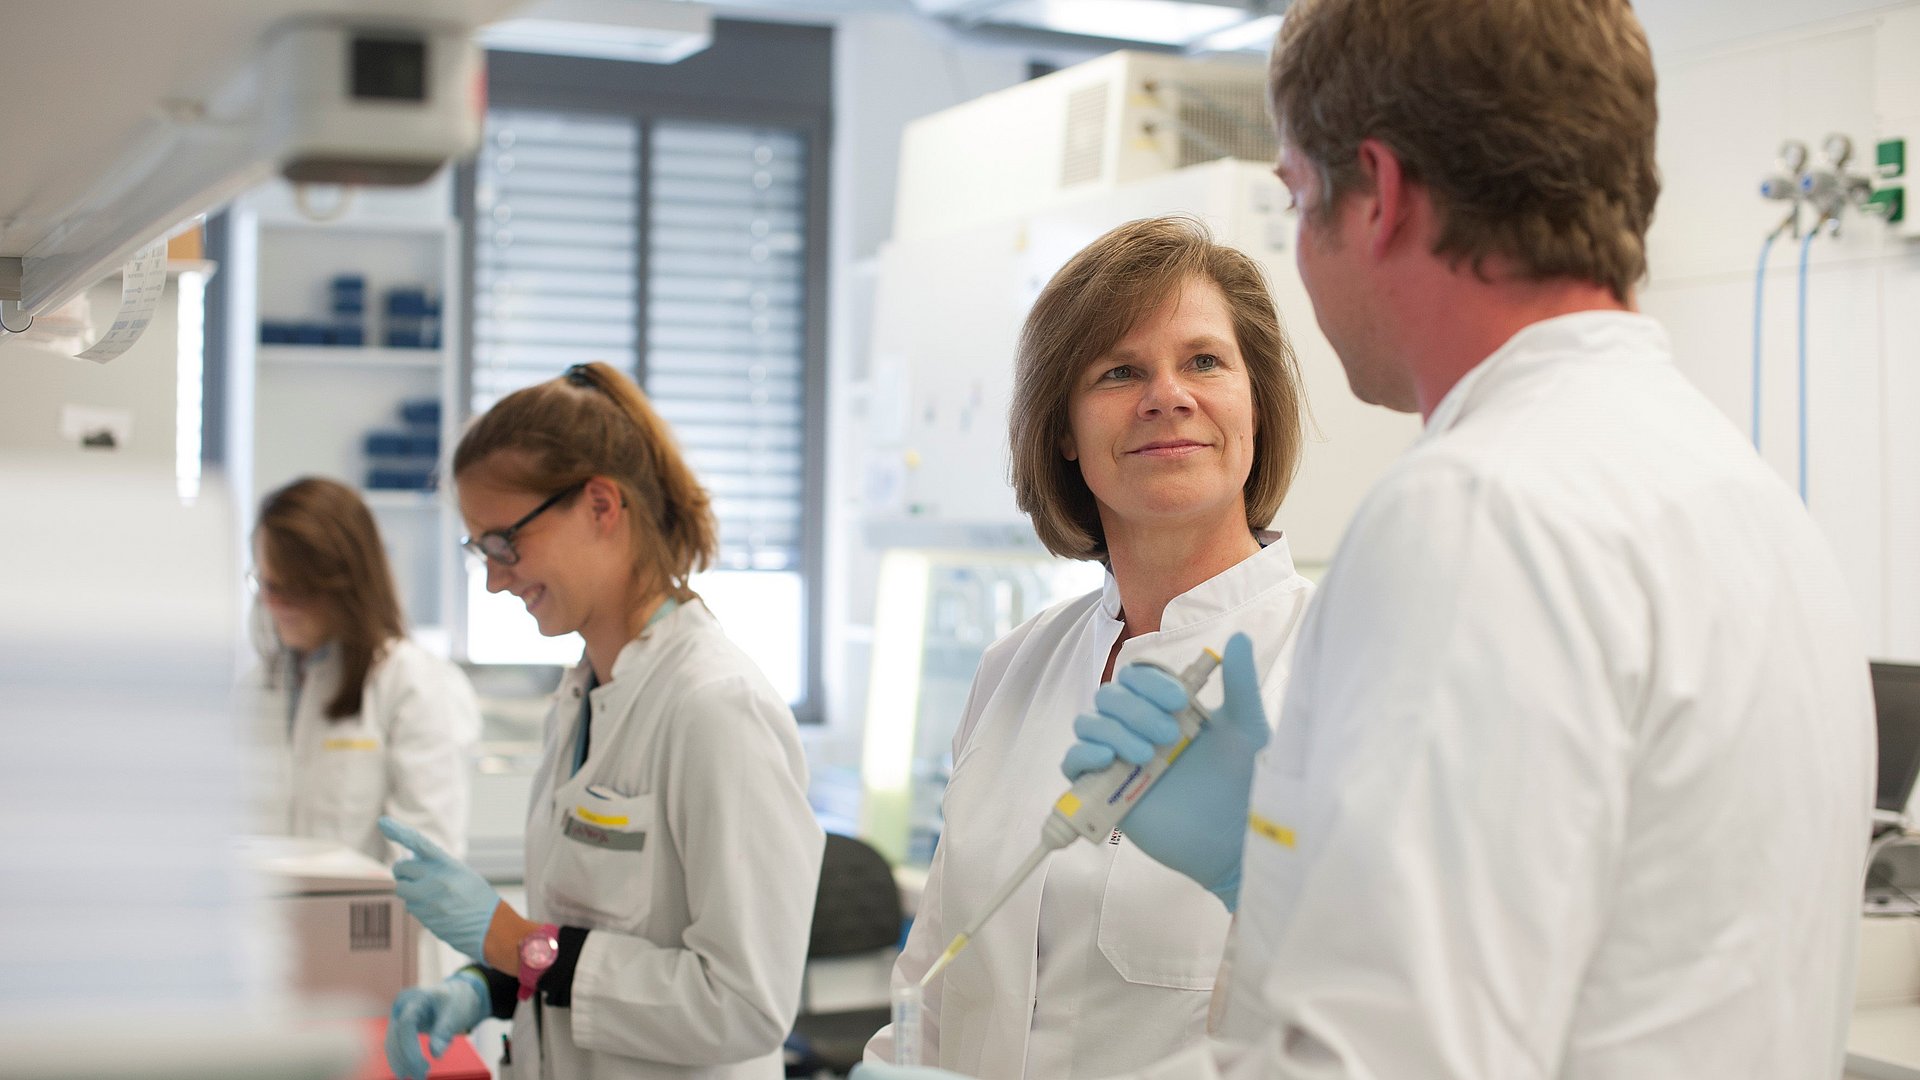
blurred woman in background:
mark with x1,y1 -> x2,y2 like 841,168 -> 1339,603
251,476 -> 480,863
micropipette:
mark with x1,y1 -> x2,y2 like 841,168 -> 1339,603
919,647 -> 1222,988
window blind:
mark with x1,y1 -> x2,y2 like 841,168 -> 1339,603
645,120 -> 810,571
471,111 -> 810,573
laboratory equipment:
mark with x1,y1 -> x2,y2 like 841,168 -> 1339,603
890,51 -> 1275,242
0,9 -> 502,319
892,984 -> 925,1066
919,648 -> 1221,987
1872,663 -> 1920,819
859,548 -> 1105,865
1868,662 -> 1920,914
247,836 -> 419,1013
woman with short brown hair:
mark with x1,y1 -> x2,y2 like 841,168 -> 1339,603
866,216 -> 1317,1077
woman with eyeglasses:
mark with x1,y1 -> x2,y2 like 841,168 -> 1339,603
249,476 -> 480,866
378,362 -> 823,1080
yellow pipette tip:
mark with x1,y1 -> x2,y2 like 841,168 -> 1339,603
1203,646 -> 1222,662
919,932 -> 970,988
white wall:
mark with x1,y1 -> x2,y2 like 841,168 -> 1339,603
1639,2 -> 1920,659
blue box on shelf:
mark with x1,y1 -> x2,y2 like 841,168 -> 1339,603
366,467 -> 437,491
365,431 -> 440,457
399,399 -> 442,427
330,276 -> 366,316
259,321 -> 297,344
384,287 -> 429,316
383,286 -> 440,349
334,323 -> 365,347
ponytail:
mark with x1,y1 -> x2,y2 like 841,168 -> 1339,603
453,362 -> 719,598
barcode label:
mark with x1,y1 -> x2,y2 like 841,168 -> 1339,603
349,901 -> 392,951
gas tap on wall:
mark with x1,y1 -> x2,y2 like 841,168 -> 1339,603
1759,138 -> 1809,239
1799,134 -> 1887,234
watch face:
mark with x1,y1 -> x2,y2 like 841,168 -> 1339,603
522,933 -> 559,969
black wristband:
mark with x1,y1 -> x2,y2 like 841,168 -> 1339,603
539,926 -> 590,1008
479,964 -> 518,1020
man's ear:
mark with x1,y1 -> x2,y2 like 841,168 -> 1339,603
1355,137 -> 1412,262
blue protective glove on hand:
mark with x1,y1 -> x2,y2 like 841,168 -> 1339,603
849,1063 -> 970,1080
1060,632 -> 1268,911
386,969 -> 489,1080
380,816 -> 502,961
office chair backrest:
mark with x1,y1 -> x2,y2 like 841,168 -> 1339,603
809,833 -> 903,959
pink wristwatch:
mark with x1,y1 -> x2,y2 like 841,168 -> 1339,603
516,923 -> 561,1001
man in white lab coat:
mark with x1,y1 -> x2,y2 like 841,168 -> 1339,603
858,0 -> 1876,1077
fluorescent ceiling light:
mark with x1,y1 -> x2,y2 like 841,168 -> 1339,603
482,0 -> 713,64
990,0 -> 1249,45
1189,13 -> 1282,53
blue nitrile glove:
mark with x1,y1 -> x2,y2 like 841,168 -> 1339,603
1061,632 -> 1268,911
380,816 -> 502,961
386,969 -> 489,1080
850,1063 -> 970,1080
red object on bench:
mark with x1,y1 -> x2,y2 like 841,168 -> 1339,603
351,1016 -> 491,1079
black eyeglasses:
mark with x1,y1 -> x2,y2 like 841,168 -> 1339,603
461,481 -> 586,566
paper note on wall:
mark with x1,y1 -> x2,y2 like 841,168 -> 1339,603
74,238 -> 167,364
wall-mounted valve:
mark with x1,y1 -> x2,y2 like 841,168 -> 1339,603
1800,134 -> 1889,234
1758,139 -> 1808,238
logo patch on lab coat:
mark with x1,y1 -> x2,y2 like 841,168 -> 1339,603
563,811 -> 647,851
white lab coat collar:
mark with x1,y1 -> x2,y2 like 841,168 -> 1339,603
557,598 -> 698,701
1097,530 -> 1295,630
1424,310 -> 1672,439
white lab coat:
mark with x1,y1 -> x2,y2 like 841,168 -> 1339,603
264,636 -> 479,863
510,598 -> 823,1080
868,537 -> 1314,1078
1127,312 -> 1876,1080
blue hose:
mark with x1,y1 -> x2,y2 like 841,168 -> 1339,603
1796,227 -> 1817,504
1752,234 -> 1775,451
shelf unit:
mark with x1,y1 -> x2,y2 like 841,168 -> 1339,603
256,344 -> 444,369
224,175 -> 462,643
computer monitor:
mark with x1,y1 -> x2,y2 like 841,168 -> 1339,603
1872,661 -> 1920,815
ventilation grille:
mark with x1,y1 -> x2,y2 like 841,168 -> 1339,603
1174,79 -> 1276,167
1059,82 -> 1110,187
